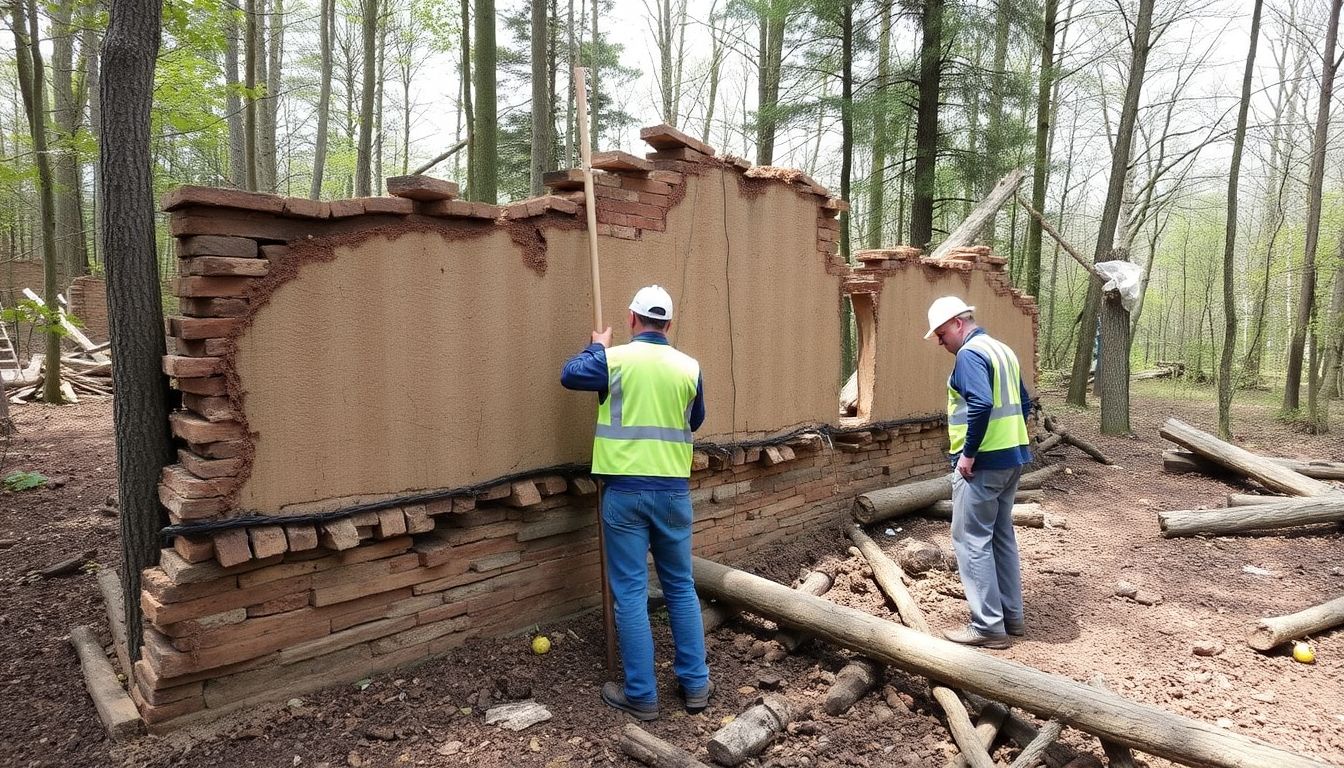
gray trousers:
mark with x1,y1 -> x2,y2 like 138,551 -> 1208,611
950,465 -> 1024,634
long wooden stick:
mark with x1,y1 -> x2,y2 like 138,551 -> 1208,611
574,66 -> 604,332
575,65 -> 617,680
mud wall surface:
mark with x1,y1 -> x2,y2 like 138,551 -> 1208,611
233,172 -> 842,513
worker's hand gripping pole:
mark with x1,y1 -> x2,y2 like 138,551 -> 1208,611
575,65 -> 619,681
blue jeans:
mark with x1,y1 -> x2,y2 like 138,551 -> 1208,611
950,466 -> 1024,634
602,487 -> 710,706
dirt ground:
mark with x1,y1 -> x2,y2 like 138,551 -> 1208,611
1,382 -> 1341,768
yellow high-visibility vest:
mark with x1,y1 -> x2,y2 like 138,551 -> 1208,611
592,341 -> 700,476
947,334 -> 1029,455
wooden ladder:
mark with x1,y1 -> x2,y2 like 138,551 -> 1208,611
0,299 -> 18,373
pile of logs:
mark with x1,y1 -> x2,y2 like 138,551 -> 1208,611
1132,360 -> 1185,381
6,352 -> 113,403
1155,418 -> 1341,538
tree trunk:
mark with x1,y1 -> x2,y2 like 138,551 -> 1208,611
225,9 -> 247,188
310,0 -> 333,198
530,0 -> 551,195
51,0 -> 87,282
1320,250 -> 1344,402
930,168 -> 1025,262
100,0 -> 174,665
823,658 -> 882,716
1284,0 -> 1342,414
354,0 -> 379,198
1247,596 -> 1344,651
373,10 -> 387,194
258,0 -> 282,192
1217,0 -> 1263,438
473,0 -> 498,203
10,0 -> 64,405
839,0 -> 854,379
923,501 -> 1051,529
1158,418 -> 1334,497
708,696 -> 791,767
774,570 -> 834,651
910,0 -> 942,248
1024,0 -> 1058,298
84,23 -> 103,267
1067,0 -> 1153,408
1099,290 -> 1131,435
755,1 -> 786,165
701,5 -> 723,146
588,0 -> 598,147
866,0 -> 891,249
460,0 -> 474,196
243,0 -> 259,190
982,0 -> 1010,246
692,557 -> 1320,768
1157,496 -> 1344,538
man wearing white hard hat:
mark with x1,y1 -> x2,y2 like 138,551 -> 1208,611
561,285 -> 713,720
925,296 -> 1033,648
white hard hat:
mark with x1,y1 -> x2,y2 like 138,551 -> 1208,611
924,296 -> 975,340
630,285 -> 675,321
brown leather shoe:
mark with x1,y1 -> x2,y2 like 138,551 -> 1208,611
943,626 -> 1012,649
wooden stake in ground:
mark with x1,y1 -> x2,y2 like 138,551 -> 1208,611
1247,595 -> 1344,651
1158,418 -> 1334,497
618,723 -> 712,768
574,65 -> 617,680
691,556 -> 1324,768
1157,495 -> 1344,538
847,525 -> 996,768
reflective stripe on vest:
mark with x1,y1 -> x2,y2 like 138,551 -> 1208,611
592,341 -> 700,477
947,334 -> 1029,455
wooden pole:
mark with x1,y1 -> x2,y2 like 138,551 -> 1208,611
1247,595 -> 1344,651
1165,449 -> 1344,482
574,65 -> 616,680
847,525 -> 996,768
854,465 -> 1061,524
691,556 -> 1326,768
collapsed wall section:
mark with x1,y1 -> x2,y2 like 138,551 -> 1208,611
134,123 -> 1038,728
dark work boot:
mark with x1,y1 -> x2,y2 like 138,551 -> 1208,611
601,681 -> 658,721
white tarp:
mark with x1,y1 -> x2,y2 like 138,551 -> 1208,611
1094,260 -> 1143,312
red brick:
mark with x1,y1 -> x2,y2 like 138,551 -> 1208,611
160,485 -> 230,521
640,123 -> 715,156
187,439 -> 246,459
163,355 -> 223,378
248,591 -> 310,617
361,196 -> 416,214
180,297 -> 249,317
327,198 -> 365,218
176,235 -> 258,259
143,572 -> 313,626
386,175 -> 460,201
161,464 -> 234,499
175,338 -> 230,358
170,316 -> 243,340
176,275 -> 253,298
170,411 -> 246,443
172,535 -> 215,564
284,524 -> 320,552
280,196 -> 327,218
180,256 -> 270,277
212,529 -> 252,567
162,185 -> 286,214
248,526 -> 289,559
181,393 -> 237,423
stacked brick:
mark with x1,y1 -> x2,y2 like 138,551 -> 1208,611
133,420 -> 947,728
66,275 -> 109,342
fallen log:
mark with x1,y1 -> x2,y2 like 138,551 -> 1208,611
1035,432 -> 1064,453
1247,595 -> 1344,652
38,548 -> 96,578
823,657 -> 882,716
929,168 -> 1028,262
1157,495 -> 1344,538
854,465 -> 1062,524
701,600 -> 737,633
69,625 -> 142,740
1053,428 -> 1113,465
775,570 -> 834,652
963,693 -> 1085,768
691,556 -> 1324,768
847,525 -> 995,768
923,501 -> 1063,529
618,723 -> 712,768
707,696 -> 791,767
1226,494 -> 1283,507
949,702 -> 1008,768
1164,449 -> 1344,482
1159,419 -> 1334,497
1088,675 -> 1138,768
1009,719 -> 1064,768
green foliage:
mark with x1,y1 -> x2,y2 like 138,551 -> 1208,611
3,471 -> 47,492
0,300 -> 82,338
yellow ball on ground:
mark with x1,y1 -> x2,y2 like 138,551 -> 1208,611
1292,641 -> 1315,664
531,635 -> 551,655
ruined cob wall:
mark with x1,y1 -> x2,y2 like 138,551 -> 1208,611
132,125 -> 1036,727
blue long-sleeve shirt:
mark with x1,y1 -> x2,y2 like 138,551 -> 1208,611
949,328 -> 1033,470
561,331 -> 705,491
